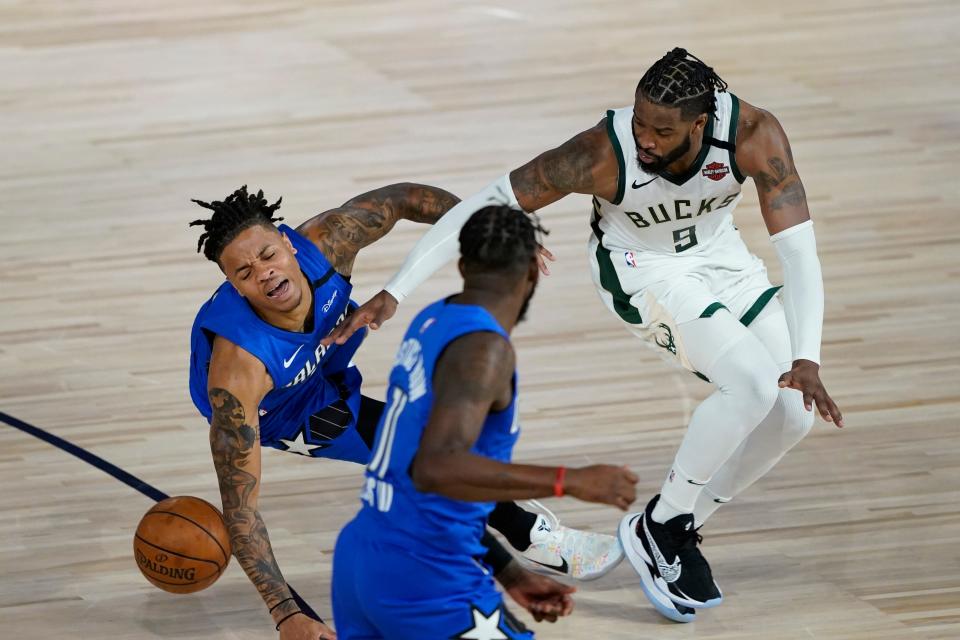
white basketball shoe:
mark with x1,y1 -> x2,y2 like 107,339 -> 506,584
517,500 -> 624,581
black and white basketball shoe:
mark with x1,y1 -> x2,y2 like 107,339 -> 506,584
619,494 -> 722,610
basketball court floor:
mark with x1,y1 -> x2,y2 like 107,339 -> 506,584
1,1 -> 958,638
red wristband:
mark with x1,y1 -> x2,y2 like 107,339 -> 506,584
553,466 -> 566,498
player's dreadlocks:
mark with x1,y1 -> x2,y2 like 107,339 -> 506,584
459,205 -> 548,275
189,185 -> 284,263
637,48 -> 729,119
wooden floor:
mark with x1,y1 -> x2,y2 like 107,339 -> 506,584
2,1 -> 959,638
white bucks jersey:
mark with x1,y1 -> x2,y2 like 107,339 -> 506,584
592,92 -> 745,255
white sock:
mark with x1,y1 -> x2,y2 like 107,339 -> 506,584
653,463 -> 709,523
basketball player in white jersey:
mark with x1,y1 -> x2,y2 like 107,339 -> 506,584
325,48 -> 844,622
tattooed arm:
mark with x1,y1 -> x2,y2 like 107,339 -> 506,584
295,183 -> 461,277
321,121 -> 620,346
735,100 -> 811,234
207,337 -> 337,637
509,121 -> 620,212
735,100 -> 843,427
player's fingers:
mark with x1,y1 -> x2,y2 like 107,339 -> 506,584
623,466 -> 639,484
537,255 -> 551,276
323,319 -> 352,346
530,602 -> 558,622
336,313 -> 373,345
825,395 -> 844,428
561,594 -> 575,616
778,372 -> 792,388
802,391 -> 813,411
538,245 -> 556,261
814,392 -> 833,422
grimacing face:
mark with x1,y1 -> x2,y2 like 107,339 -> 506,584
631,93 -> 707,174
218,225 -> 304,314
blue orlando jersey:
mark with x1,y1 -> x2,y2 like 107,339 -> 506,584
354,298 -> 520,558
189,224 -> 369,463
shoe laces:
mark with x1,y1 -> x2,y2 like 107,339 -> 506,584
522,499 -> 560,532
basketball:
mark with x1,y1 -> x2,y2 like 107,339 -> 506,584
133,496 -> 232,594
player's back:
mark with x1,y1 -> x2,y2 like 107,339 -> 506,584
352,297 -> 519,559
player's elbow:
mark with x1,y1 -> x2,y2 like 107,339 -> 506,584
410,451 -> 453,493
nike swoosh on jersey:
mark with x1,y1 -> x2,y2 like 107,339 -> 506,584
643,515 -> 681,583
283,345 -> 304,368
529,556 -> 569,575
631,177 -> 657,189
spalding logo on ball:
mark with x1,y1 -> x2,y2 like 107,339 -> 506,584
133,496 -> 232,594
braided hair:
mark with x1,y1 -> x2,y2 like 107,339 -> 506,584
637,48 -> 728,119
189,185 -> 284,263
459,205 -> 548,275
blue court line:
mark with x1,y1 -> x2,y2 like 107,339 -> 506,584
0,410 -> 321,622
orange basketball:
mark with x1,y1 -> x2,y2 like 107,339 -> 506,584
133,496 -> 232,594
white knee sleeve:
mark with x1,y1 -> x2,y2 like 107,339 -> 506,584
660,314 -> 782,515
780,386 -> 815,448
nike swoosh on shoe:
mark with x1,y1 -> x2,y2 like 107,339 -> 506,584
642,515 -> 681,583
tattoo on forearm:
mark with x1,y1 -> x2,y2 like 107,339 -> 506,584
299,184 -> 460,275
403,185 -> 460,223
209,388 -> 293,616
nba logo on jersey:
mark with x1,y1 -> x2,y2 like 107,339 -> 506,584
624,251 -> 639,268
701,161 -> 730,181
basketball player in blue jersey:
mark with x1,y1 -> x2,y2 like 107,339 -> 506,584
187,185 -> 621,639
328,48 -> 845,622
332,205 -> 639,639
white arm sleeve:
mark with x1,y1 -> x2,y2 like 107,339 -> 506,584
384,173 -> 519,302
771,220 -> 823,365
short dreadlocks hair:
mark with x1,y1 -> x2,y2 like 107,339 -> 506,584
189,185 -> 284,263
637,48 -> 729,120
459,205 -> 548,275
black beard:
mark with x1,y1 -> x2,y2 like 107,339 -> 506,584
517,284 -> 537,323
636,134 -> 692,174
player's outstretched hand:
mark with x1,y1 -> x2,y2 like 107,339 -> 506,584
778,359 -> 844,428
536,244 -> 556,276
322,290 -> 398,347
277,612 -> 337,640
496,561 -> 575,623
565,464 -> 638,511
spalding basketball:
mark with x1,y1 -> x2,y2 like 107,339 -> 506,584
134,496 -> 231,594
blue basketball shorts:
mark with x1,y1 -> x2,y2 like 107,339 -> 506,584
331,518 -> 534,639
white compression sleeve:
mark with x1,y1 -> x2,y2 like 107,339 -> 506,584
771,220 -> 823,364
383,173 -> 519,303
